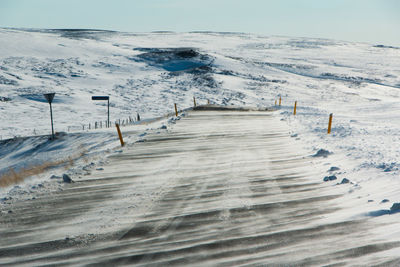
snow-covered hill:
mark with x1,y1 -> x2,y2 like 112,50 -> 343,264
1,28 -> 400,214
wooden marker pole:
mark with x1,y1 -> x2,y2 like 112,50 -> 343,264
193,96 -> 197,107
293,101 -> 297,115
279,96 -> 282,106
174,103 -> 178,117
327,113 -> 333,134
116,123 -> 125,146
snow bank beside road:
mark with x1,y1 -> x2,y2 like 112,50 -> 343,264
0,117 -> 171,200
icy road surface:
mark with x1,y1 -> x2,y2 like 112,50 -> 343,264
1,110 -> 400,266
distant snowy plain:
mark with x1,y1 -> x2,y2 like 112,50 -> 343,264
1,28 -> 400,220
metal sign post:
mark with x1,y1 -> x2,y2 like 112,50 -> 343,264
43,93 -> 56,139
91,96 -> 110,128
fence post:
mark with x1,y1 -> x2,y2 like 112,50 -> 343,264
137,113 -> 141,121
327,113 -> 333,134
193,96 -> 197,107
115,123 -> 125,147
174,103 -> 178,117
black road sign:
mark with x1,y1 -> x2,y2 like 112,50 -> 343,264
91,95 -> 110,128
43,93 -> 56,139
92,96 -> 109,101
44,93 -> 55,104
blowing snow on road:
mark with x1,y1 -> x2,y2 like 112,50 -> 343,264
1,28 -> 400,265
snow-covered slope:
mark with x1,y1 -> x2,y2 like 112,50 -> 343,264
1,28 -> 400,215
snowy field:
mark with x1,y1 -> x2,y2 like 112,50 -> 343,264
1,28 -> 400,222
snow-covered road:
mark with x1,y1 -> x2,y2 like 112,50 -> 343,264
1,109 -> 400,266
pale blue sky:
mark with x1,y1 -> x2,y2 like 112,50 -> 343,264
0,0 -> 399,46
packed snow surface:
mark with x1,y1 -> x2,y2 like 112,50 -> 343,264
1,28 -> 400,227
4,110 -> 400,266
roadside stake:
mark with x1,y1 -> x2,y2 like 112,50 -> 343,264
193,96 -> 197,107
174,103 -> 178,117
279,96 -> 282,106
293,101 -> 297,115
327,113 -> 333,134
116,123 -> 125,146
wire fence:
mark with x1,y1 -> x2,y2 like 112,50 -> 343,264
72,115 -> 140,132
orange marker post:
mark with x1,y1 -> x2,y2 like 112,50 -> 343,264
327,113 -> 333,134
293,101 -> 297,115
279,96 -> 282,106
174,103 -> 178,117
115,123 -> 125,147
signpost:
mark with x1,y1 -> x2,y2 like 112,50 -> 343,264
91,96 -> 110,128
43,93 -> 56,139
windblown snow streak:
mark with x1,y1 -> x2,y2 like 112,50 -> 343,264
2,110 -> 400,266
